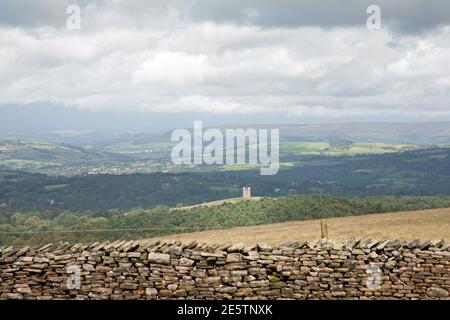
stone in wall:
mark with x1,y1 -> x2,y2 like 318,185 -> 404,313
0,238 -> 449,300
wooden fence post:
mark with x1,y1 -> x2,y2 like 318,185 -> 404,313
320,219 -> 328,239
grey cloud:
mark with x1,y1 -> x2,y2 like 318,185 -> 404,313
187,0 -> 450,33
0,0 -> 189,29
0,1 -> 449,123
0,0 -> 86,27
1,0 -> 449,33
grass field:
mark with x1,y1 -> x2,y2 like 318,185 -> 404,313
281,141 -> 420,156
159,208 -> 450,245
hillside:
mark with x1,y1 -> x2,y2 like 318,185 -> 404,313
3,194 -> 450,246
0,136 -> 436,175
3,147 -> 450,216
169,197 -> 262,211
159,208 -> 450,245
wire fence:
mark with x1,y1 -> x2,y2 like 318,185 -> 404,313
0,219 -> 326,247
0,219 -> 325,235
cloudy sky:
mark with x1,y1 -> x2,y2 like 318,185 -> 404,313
1,0 -> 450,131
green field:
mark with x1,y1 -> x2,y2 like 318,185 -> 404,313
219,142 -> 425,172
281,141 -> 420,156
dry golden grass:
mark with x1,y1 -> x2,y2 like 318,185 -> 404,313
159,208 -> 450,245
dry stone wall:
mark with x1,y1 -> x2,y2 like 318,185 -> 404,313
0,238 -> 449,300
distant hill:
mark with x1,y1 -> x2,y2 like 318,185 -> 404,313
2,147 -> 450,215
214,122 -> 450,144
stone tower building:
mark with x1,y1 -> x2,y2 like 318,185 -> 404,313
242,186 -> 251,198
